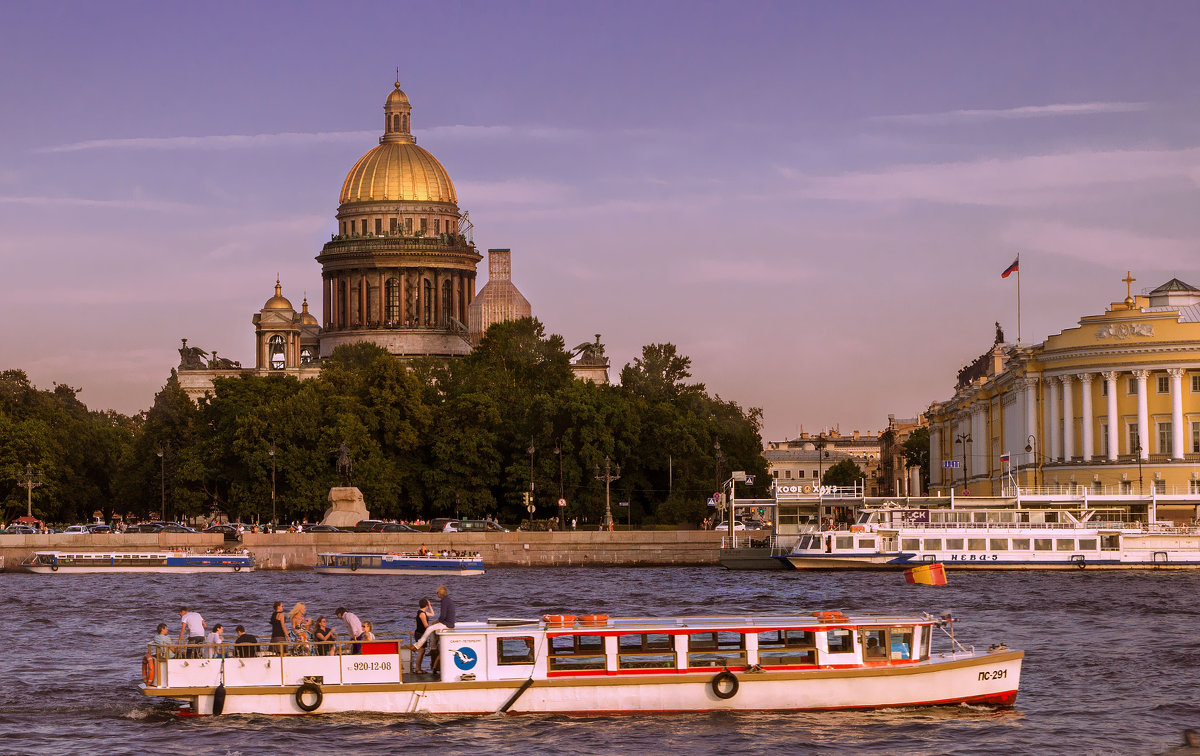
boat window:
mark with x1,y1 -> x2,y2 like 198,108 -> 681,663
967,539 -> 985,551
973,512 -> 988,523
687,631 -> 746,668
901,539 -> 920,551
1078,539 -> 1097,550
889,628 -> 913,660
1056,539 -> 1076,551
990,539 -> 1008,551
919,627 -> 931,660
945,538 -> 963,550
861,629 -> 888,660
1034,538 -> 1053,551
1101,535 -> 1120,551
757,629 -> 816,666
857,538 -> 875,549
497,636 -> 536,665
923,539 -> 942,550
835,537 -> 853,549
548,634 -> 606,672
617,633 -> 676,670
826,628 -> 854,654
856,512 -> 871,524
796,535 -> 814,549
1011,538 -> 1030,550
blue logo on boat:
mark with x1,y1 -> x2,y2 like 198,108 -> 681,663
453,647 -> 478,670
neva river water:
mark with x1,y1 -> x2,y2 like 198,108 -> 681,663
2,566 -> 1198,755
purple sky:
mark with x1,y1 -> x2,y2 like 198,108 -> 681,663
3,1 -> 1199,442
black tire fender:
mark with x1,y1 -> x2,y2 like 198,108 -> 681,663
711,669 -> 739,700
295,681 -> 323,712
212,684 -> 226,716
233,564 -> 241,573
50,563 -> 59,572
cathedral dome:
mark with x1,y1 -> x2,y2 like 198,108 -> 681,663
339,141 -> 457,204
339,80 -> 457,206
263,280 -> 293,311
300,298 -> 319,325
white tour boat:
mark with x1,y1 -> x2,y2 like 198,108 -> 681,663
22,549 -> 255,573
139,610 -> 1022,715
314,551 -> 485,576
781,504 -> 1200,570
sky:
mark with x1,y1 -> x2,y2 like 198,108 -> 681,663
3,1 -> 1200,443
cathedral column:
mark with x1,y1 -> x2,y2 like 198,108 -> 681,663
416,269 -> 424,326
1079,373 -> 1094,462
433,270 -> 442,326
1169,368 -> 1185,459
1061,375 -> 1074,461
1023,378 -> 1038,474
1048,377 -> 1061,461
1104,371 -> 1119,460
1134,369 -> 1150,460
322,276 -> 330,329
377,270 -> 385,325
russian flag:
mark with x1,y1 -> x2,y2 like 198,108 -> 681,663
999,452 -> 1010,463
1001,257 -> 1019,278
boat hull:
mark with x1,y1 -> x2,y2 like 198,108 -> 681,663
782,555 -> 1200,570
314,566 -> 485,576
25,564 -> 252,574
144,650 -> 1022,716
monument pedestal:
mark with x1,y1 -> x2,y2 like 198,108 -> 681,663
323,487 -> 369,527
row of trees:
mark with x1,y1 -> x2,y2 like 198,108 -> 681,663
1,319 -> 770,526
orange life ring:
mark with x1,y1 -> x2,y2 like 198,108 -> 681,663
813,610 -> 848,623
541,614 -> 577,628
142,653 -> 156,685
578,614 -> 609,627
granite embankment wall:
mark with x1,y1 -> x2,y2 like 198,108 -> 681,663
0,530 -> 724,571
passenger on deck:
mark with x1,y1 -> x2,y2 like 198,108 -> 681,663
269,601 -> 288,652
234,625 -> 259,657
203,624 -> 225,658
360,621 -> 376,642
407,585 -> 454,652
336,607 -> 363,653
313,617 -> 337,655
178,607 -> 207,658
151,622 -> 174,659
411,598 -> 433,673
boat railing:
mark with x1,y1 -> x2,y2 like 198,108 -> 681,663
874,521 -> 1137,532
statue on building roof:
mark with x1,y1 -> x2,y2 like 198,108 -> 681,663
208,351 -> 241,370
994,322 -> 1005,345
571,334 -> 608,365
178,339 -> 209,370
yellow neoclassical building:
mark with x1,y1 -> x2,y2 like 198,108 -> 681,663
927,275 -> 1200,517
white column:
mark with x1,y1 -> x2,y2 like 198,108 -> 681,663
1061,375 -> 1074,461
1104,371 -> 1119,460
1043,378 -> 1054,463
1079,373 -> 1095,462
1134,369 -> 1150,460
930,426 -> 942,487
1169,368 -> 1185,459
1049,377 -> 1062,461
1023,378 -> 1038,481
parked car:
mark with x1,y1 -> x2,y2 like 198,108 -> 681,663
130,522 -> 197,534
62,525 -> 92,534
713,521 -> 746,531
203,524 -> 242,542
442,519 -> 509,533
378,522 -> 419,533
3,525 -> 37,534
304,524 -> 344,533
87,524 -> 113,534
354,520 -> 385,533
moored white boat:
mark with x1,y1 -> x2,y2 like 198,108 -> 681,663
314,551 -> 485,576
781,504 -> 1200,570
22,549 -> 255,573
140,610 -> 1022,716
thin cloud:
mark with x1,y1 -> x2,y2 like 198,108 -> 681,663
1002,220 -> 1199,270
37,130 -> 375,153
874,101 -> 1147,125
423,124 -> 584,141
0,195 -> 196,212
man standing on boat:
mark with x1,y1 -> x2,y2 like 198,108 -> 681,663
178,606 -> 206,658
336,607 -> 363,653
407,586 -> 455,652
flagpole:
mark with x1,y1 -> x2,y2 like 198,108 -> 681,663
1016,254 -> 1021,344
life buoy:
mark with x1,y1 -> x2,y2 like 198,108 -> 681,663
50,563 -> 59,572
349,561 -> 358,572
578,614 -> 609,627
541,614 -> 577,628
142,654 -> 155,685
233,564 -> 241,573
711,670 -> 739,699
295,681 -> 323,712
212,684 -> 226,716
1076,558 -> 1086,570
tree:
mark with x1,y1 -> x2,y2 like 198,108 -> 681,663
902,427 -> 931,492
822,458 -> 864,487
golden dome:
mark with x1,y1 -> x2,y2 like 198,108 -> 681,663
264,280 -> 294,311
300,297 -> 319,325
339,141 -> 457,205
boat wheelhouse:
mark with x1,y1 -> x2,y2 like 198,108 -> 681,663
140,610 -> 1022,715
782,503 -> 1200,570
23,549 -> 255,573
315,551 -> 485,576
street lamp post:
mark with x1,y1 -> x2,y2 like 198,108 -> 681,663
19,463 -> 44,518
954,432 -> 972,495
1024,434 -> 1042,489
156,446 -> 166,521
1133,437 -> 1144,495
553,442 -> 564,524
269,441 -> 277,527
594,456 -> 621,531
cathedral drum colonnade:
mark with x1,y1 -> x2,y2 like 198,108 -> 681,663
927,276 -> 1200,517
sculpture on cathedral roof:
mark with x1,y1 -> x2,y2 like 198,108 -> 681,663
178,339 -> 209,370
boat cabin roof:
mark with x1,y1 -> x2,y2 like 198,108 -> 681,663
445,612 -> 935,636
